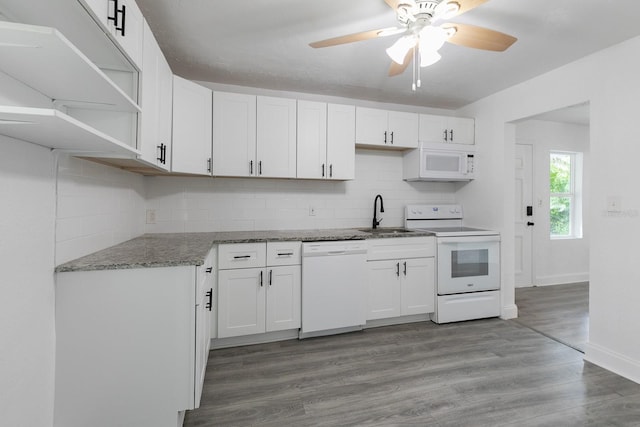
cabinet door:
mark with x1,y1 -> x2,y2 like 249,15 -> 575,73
256,96 -> 296,178
327,103 -> 355,180
115,0 -> 144,69
355,107 -> 388,147
172,75 -> 212,175
388,111 -> 418,148
212,91 -> 257,177
195,249 -> 215,408
218,268 -> 266,338
419,113 -> 447,143
401,257 -> 435,316
156,47 -> 173,168
366,260 -> 401,320
266,265 -> 301,332
81,0 -> 110,30
447,117 -> 475,145
296,100 -> 327,179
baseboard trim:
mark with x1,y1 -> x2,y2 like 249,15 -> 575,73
501,303 -> 518,320
535,273 -> 589,286
210,329 -> 299,349
584,342 -> 640,385
365,314 -> 430,329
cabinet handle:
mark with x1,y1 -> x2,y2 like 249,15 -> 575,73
269,269 -> 272,286
107,0 -> 119,26
157,143 -> 164,163
162,144 -> 167,164
384,131 -> 387,144
277,252 -> 293,256
390,131 -> 394,144
259,270 -> 263,287
322,163 -> 325,177
403,261 -> 407,276
233,255 -> 251,259
205,289 -> 213,311
115,3 -> 126,36
250,160 -> 253,175
443,129 -> 448,142
258,160 -> 262,175
205,267 -> 213,273
329,164 -> 333,178
396,262 -> 400,277
207,157 -> 212,173
449,129 -> 454,141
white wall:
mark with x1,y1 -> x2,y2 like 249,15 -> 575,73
145,149 -> 457,233
457,35 -> 640,383
516,120 -> 590,285
55,156 -> 146,265
0,136 -> 56,427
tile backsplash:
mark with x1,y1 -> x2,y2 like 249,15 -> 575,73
145,149 -> 456,233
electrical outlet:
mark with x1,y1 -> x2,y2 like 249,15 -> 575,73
146,209 -> 157,224
309,206 -> 317,216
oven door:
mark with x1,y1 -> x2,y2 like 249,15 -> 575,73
437,235 -> 500,294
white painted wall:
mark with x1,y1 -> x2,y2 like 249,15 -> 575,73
457,35 -> 640,383
145,149 -> 457,233
516,120 -> 590,286
0,135 -> 56,427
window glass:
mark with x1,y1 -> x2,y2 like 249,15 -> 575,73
550,152 -> 580,238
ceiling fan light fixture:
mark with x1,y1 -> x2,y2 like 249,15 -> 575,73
386,35 -> 416,64
418,25 -> 448,52
437,1 -> 461,19
420,49 -> 441,67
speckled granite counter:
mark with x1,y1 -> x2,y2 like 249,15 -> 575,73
55,228 -> 434,272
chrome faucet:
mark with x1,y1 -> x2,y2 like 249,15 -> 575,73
372,194 -> 384,229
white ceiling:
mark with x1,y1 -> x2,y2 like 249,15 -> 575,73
137,0 -> 640,110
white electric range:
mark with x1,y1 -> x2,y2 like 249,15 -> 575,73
405,204 -> 501,323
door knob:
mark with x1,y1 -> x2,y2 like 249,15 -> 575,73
527,222 -> 535,226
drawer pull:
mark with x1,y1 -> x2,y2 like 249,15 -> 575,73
205,267 -> 213,273
233,255 -> 252,259
277,252 -> 294,256
205,289 -> 213,311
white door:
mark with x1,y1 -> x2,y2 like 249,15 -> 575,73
355,107 -> 388,146
217,268 -> 265,338
387,111 -> 418,148
401,257 -> 435,315
266,266 -> 301,332
171,76 -> 212,175
256,96 -> 297,178
212,92 -> 256,177
327,103 -> 355,180
366,260 -> 401,320
296,100 -> 327,179
515,144 -> 534,287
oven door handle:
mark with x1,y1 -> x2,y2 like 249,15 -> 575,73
437,235 -> 501,244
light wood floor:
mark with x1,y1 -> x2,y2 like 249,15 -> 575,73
185,317 -> 640,426
513,282 -> 589,352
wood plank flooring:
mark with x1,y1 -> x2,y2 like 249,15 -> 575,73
513,282 -> 589,352
184,317 -> 640,426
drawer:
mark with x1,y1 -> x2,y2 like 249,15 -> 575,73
367,236 -> 435,261
267,241 -> 301,266
218,243 -> 266,270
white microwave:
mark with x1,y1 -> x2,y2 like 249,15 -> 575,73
403,142 -> 476,181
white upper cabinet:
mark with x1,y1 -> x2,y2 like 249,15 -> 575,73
356,107 -> 418,149
79,0 -> 144,69
326,103 -> 356,180
171,76 -> 212,175
138,21 -> 172,170
212,91 -> 257,177
256,96 -> 297,178
419,114 -> 475,145
296,100 -> 327,179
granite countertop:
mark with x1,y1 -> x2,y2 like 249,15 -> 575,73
55,228 -> 434,273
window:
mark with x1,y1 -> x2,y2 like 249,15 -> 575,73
549,152 -> 582,239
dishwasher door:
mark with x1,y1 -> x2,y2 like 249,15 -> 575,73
301,241 -> 367,337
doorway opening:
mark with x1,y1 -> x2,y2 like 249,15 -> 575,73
511,102 -> 590,352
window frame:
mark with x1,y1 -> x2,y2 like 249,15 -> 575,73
549,151 -> 583,240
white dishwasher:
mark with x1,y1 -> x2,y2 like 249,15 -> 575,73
300,240 -> 367,338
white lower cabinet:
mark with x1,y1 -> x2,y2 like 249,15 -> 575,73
217,242 -> 301,339
366,237 -> 436,321
54,247 -> 215,427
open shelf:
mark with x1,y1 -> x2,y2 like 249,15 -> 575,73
0,21 -> 140,113
0,106 -> 140,157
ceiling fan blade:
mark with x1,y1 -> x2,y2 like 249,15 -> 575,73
443,22 -> 517,51
309,27 -> 403,48
389,49 -> 413,76
447,0 -> 489,18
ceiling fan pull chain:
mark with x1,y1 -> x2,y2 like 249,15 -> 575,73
417,46 -> 422,88
412,45 -> 417,91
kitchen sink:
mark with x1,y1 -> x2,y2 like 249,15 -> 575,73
358,227 -> 413,234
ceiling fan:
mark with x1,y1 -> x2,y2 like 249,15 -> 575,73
309,0 -> 517,90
